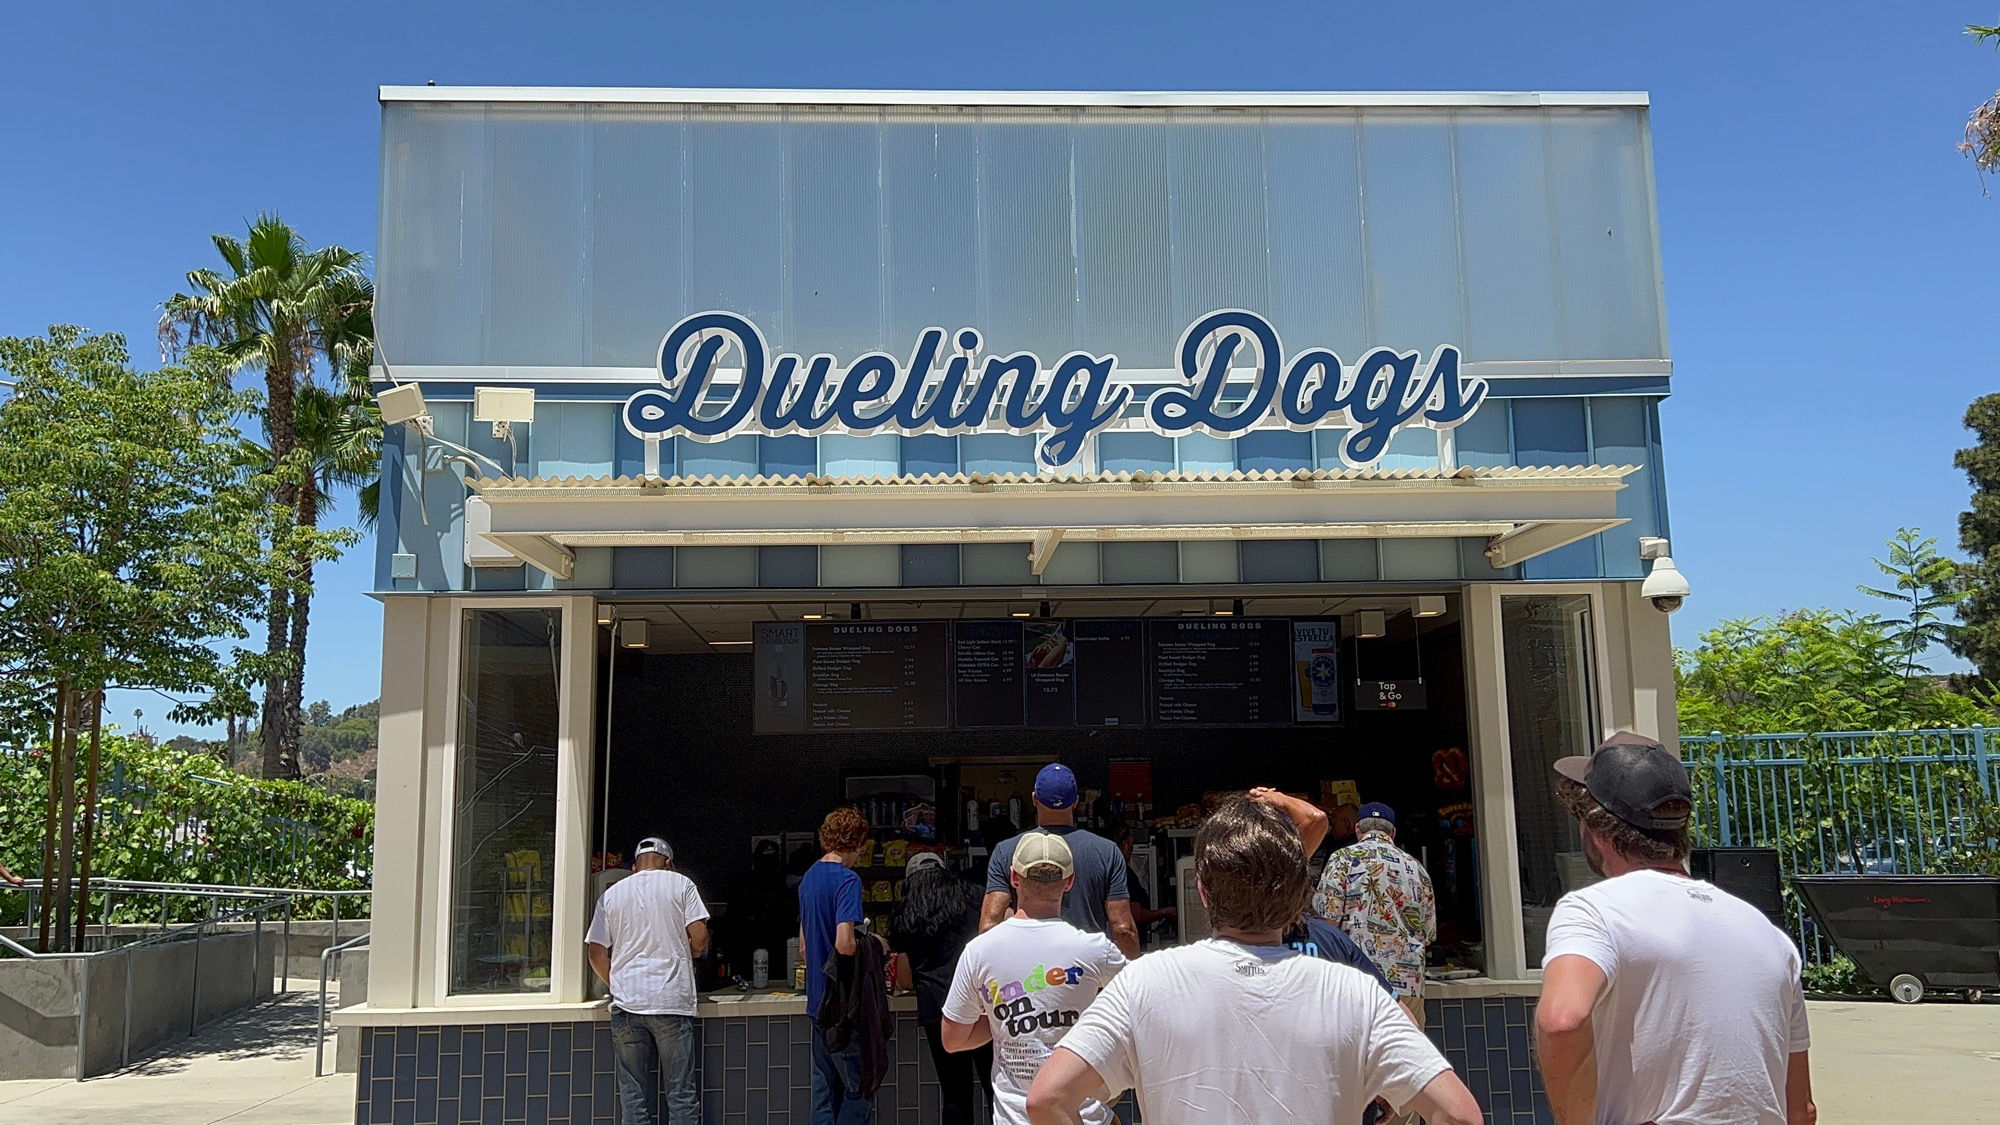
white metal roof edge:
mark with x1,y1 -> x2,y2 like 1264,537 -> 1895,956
378,86 -> 1649,109
469,464 -> 1640,494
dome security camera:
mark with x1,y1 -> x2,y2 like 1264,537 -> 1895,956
1641,553 -> 1690,614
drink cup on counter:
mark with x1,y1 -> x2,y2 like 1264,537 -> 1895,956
753,949 -> 769,989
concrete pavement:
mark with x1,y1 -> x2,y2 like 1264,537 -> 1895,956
0,988 -> 354,1125
0,994 -> 1994,1122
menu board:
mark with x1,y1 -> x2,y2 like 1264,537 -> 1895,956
1072,620 -> 1146,727
953,621 -> 1026,728
1146,619 -> 1295,726
755,616 -> 1344,733
752,621 -> 951,732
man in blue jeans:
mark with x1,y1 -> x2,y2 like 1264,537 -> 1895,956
800,805 -> 875,1125
587,837 -> 711,1125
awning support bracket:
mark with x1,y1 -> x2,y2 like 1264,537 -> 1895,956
1028,529 -> 1065,576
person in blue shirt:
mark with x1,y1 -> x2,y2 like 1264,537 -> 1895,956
799,806 -> 874,1125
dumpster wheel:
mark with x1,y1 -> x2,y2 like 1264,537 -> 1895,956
1889,974 -> 1925,1004
1969,989 -> 1986,1004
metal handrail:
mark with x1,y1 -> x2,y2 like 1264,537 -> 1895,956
315,932 -> 371,1077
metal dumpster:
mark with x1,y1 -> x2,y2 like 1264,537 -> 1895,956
1793,874 -> 2000,1003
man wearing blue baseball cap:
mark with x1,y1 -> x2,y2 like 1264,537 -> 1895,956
1311,800 -> 1437,1056
978,763 -> 1139,958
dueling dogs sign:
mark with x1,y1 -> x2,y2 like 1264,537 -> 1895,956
623,310 -> 1488,471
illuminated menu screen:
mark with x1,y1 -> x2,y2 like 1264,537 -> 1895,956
753,617 -> 1338,733
1146,619 -> 1297,727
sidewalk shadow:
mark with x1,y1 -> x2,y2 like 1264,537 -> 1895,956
107,988 -> 340,1079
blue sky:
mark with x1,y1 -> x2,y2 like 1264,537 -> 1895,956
3,2 -> 1995,736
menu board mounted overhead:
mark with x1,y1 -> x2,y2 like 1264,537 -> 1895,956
753,617 -> 1347,734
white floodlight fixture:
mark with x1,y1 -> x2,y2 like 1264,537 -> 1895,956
474,386 -> 536,441
1357,609 -> 1387,639
1414,595 -> 1447,618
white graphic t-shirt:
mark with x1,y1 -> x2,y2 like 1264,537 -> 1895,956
1544,868 -> 1811,1125
1057,938 -> 1449,1125
942,916 -> 1127,1125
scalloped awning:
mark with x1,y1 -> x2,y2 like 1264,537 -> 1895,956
461,465 -> 1636,580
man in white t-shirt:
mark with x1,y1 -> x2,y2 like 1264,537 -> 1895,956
1536,733 -> 1816,1125
943,831 -> 1126,1125
1027,797 -> 1482,1125
586,837 -> 712,1125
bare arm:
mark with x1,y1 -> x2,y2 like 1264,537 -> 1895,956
834,920 -> 858,957
941,1015 -> 993,1053
1534,955 -> 1607,1125
587,942 -> 611,986
1405,1069 -> 1484,1125
1103,898 -> 1141,958
1026,1047 -> 1111,1125
1248,787 -> 1329,855
685,919 -> 710,959
979,890 -> 1012,934
1786,1051 -> 1817,1125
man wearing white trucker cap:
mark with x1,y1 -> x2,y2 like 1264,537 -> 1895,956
944,831 -> 1128,1125
587,837 -> 712,1125
1536,733 -> 1816,1125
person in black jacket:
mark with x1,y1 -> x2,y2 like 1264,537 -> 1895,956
890,853 -> 991,1125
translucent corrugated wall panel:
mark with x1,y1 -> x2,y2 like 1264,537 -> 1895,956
1361,116 -> 1467,349
1546,109 -> 1662,360
881,111 -> 980,343
1072,119 -> 1174,365
689,114 -> 785,338
785,112 -> 883,357
587,106 -> 686,368
977,117 -> 1076,351
486,110 -> 589,366
1263,113 -> 1369,354
1170,115 -> 1271,333
379,104 -> 490,366
1454,113 -> 1563,361
528,403 -> 616,478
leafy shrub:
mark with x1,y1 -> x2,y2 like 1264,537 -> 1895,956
1801,955 -> 1875,995
0,735 -> 370,922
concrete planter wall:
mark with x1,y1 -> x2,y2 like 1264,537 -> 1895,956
0,930 -> 277,1079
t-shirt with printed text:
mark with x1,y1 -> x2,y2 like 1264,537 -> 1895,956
941,916 -> 1126,1125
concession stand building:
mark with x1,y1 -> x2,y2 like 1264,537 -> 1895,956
340,86 -> 1678,1125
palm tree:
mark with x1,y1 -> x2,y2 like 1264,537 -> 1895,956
161,215 -> 369,779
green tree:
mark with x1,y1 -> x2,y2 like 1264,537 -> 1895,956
0,326 -> 284,949
1858,528 -> 1968,677
160,216 -> 371,779
1950,394 -> 2000,681
1964,22 -> 2000,174
1676,610 -> 1988,736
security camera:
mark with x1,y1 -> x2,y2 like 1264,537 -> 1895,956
1639,540 -> 1690,614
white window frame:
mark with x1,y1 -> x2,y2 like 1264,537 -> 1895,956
1463,581 -> 1615,982
429,594 -> 598,1007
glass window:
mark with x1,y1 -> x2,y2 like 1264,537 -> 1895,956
450,607 -> 563,995
1500,594 -> 1600,969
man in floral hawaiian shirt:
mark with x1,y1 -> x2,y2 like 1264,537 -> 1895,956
1311,802 -> 1435,1030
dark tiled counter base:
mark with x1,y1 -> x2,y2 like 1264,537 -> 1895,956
355,997 -> 1550,1125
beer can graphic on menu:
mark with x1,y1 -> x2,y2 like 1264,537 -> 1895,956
1307,647 -> 1340,714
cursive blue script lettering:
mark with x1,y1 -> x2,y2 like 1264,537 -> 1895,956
623,310 -> 1485,469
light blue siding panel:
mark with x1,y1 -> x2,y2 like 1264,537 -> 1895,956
529,402 -> 616,479
1321,540 -> 1380,581
1236,431 -> 1314,473
1176,434 -> 1236,474
820,434 -> 901,478
759,435 -> 817,478
1522,538 -> 1600,581
902,545 -> 961,586
1101,543 -> 1179,584
680,435 -> 759,478
1381,539 -> 1460,581
1591,397 -> 1656,578
1376,427 -> 1440,472
758,546 -> 819,588
1450,402 -> 1513,468
612,547 -> 676,588
1099,433 -> 1175,475
1511,399 -> 1590,467
959,434 -> 1035,476
900,435 -> 959,477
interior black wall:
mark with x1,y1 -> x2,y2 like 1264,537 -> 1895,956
594,620 -> 1472,925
